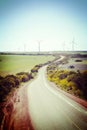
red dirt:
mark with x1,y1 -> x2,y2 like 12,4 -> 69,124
60,89 -> 87,109
49,81 -> 87,109
0,85 -> 34,130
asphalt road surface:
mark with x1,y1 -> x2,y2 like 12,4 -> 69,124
28,66 -> 87,130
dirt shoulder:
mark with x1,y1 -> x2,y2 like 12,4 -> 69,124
0,83 -> 34,130
48,81 -> 87,109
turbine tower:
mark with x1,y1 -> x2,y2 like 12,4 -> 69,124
71,37 -> 76,51
38,41 -> 40,53
24,44 -> 26,52
38,40 -> 42,54
62,42 -> 66,51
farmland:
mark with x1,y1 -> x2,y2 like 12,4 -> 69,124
0,54 -> 54,103
0,54 -> 54,76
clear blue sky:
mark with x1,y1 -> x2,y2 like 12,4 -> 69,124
0,0 -> 87,52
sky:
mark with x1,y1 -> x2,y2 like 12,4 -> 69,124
0,0 -> 87,52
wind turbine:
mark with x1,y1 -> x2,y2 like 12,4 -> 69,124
71,37 -> 76,51
62,41 -> 66,51
24,44 -> 26,52
38,41 -> 40,53
37,40 -> 43,54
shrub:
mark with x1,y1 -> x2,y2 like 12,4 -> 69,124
17,74 -> 28,82
6,75 -> 20,85
1,78 -> 15,89
68,71 -> 76,75
59,79 -> 68,90
75,59 -> 82,62
31,65 -> 42,73
0,64 -> 42,102
16,72 -> 33,82
47,66 -> 87,99
68,65 -> 75,69
59,73 -> 67,80
0,82 -> 10,102
0,76 -> 4,80
0,85 -> 10,95
31,68 -> 38,73
5,75 -> 20,87
74,89 -> 83,97
67,74 -> 76,82
21,75 -> 29,82
28,73 -> 33,79
67,82 -> 77,91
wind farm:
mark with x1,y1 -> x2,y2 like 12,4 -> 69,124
0,0 -> 87,130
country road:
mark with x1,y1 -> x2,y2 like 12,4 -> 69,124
28,66 -> 87,130
2,56 -> 87,130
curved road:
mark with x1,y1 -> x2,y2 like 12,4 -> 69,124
28,66 -> 87,130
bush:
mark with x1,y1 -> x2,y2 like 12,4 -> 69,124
75,59 -> 82,62
68,65 -> 75,69
0,76 -> 4,80
59,79 -> 68,90
5,75 -> 20,86
0,64 -> 42,102
67,74 -> 76,82
20,75 -> 29,82
47,65 -> 87,99
16,72 -> 33,82
0,75 -> 20,102
59,73 -> 68,80
31,66 -> 39,73
68,71 -> 76,75
1,78 -> 15,89
67,82 -> 77,91
0,82 -> 11,102
74,89 -> 83,97
29,73 -> 34,79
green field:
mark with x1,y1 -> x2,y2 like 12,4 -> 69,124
0,55 -> 54,76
